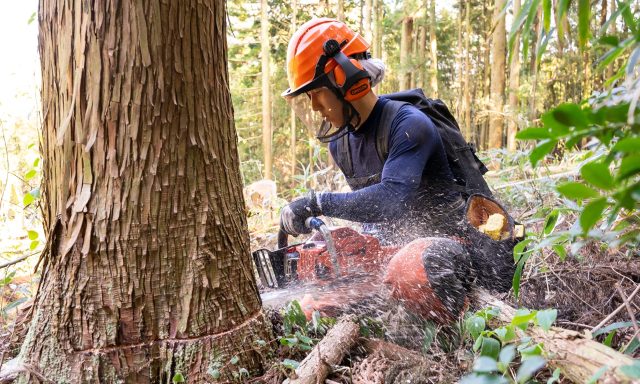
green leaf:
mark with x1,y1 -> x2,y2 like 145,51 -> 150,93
624,336 -> 640,355
542,0 -> 551,32
592,321 -> 634,337
512,309 -> 535,330
33,157 -> 40,167
460,373 -> 509,384
529,139 -> 557,167
23,193 -> 34,207
295,331 -> 313,346
473,356 -> 499,373
519,343 -> 544,359
581,162 -> 615,190
620,0 -> 637,34
494,326 -> 517,343
599,35 -> 620,47
480,337 -> 501,360
596,37 -> 635,72
543,210 -> 559,235
535,309 -> 557,331
29,240 -> 39,250
547,368 -> 561,384
281,359 -> 299,370
24,170 -> 37,181
230,355 -> 239,365
619,361 -> 640,378
580,198 -> 608,232
557,182 -> 600,200
577,0 -> 590,50
27,230 -> 38,240
516,356 -> 546,383
603,330 -> 616,347
499,344 -> 516,365
467,316 -> 486,340
619,154 -> 640,180
552,245 -> 567,261
27,12 -> 36,24
552,104 -> 589,129
541,111 -> 570,137
516,127 -> 550,140
172,373 -> 185,383
587,366 -> 608,384
612,137 -> 640,152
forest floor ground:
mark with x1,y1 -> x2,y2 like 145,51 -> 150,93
0,149 -> 638,383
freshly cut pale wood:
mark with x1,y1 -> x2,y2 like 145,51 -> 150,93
284,316 -> 360,384
474,289 -> 638,384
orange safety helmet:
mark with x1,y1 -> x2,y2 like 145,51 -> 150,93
283,18 -> 373,142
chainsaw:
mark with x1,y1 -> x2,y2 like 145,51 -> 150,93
251,217 -> 397,289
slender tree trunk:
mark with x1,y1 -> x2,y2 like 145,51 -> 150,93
419,23 -> 428,89
364,0 -> 372,41
290,0 -> 298,181
372,0 -> 382,58
464,1 -> 472,141
481,1 -> 492,149
337,0 -> 345,22
457,1 -> 464,123
411,24 -> 419,89
24,0 -> 270,382
429,0 -> 439,97
528,10 -> 541,123
489,0 -> 506,149
507,0 -> 521,152
261,0 -> 272,179
400,17 -> 414,90
607,0 -> 617,79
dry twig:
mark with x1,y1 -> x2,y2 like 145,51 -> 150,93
591,283 -> 640,335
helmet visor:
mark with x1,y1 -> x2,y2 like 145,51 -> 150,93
287,88 -> 347,143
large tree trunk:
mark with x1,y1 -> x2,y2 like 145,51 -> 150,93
22,1 -> 270,382
457,0 -> 464,124
290,0 -> 298,183
489,0 -> 506,149
507,0 -> 521,152
261,0 -> 273,180
464,1 -> 472,142
429,0 -> 438,97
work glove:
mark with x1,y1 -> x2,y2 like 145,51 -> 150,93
280,190 -> 322,236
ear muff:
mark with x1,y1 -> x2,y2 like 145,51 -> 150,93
333,59 -> 371,101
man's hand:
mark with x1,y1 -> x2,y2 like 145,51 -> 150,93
280,190 -> 322,236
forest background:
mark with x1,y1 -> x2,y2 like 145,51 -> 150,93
0,0 -> 638,380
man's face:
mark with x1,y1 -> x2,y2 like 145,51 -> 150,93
307,87 -> 344,128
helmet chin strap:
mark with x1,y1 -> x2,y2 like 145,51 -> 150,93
317,86 -> 361,143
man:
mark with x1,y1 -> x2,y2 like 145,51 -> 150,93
280,18 -> 465,245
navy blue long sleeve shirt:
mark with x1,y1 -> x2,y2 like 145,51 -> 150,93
319,97 -> 457,224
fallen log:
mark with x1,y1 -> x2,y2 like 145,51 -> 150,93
284,315 -> 360,384
474,288 -> 638,384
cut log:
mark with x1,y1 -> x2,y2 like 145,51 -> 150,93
474,288 -> 638,383
284,316 -> 360,384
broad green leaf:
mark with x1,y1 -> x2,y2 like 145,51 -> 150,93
519,343 -> 544,359
512,309 -> 535,330
33,157 -> 40,167
547,368 -> 561,384
543,210 -> 559,235
552,244 -> 567,261
612,137 -> 640,152
27,230 -> 38,240
581,162 -> 614,190
516,356 -> 546,383
535,309 -> 557,331
30,240 -> 39,250
467,316 -> 486,339
480,337 -> 501,360
230,355 -> 239,365
577,0 -> 590,49
541,110 -> 570,137
619,361 -> 640,378
597,37 -> 635,72
172,373 -> 185,383
557,182 -> 600,200
23,193 -> 34,207
529,139 -> 557,167
598,35 -> 620,47
516,127 -> 550,140
495,326 -> 517,343
499,344 -> 516,365
473,356 -> 499,373
619,0 -> 637,34
24,169 -> 37,180
281,359 -> 299,370
552,104 -> 588,129
580,198 -> 608,232
618,154 -> 640,179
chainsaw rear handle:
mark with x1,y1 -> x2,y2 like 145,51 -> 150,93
277,217 -> 326,249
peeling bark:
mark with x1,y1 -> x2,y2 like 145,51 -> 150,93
23,0 -> 270,382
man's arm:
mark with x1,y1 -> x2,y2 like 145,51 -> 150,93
319,107 -> 439,223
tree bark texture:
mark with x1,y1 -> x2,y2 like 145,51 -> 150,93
261,0 -> 272,180
489,0 -> 506,149
507,0 -> 521,152
400,17 -> 414,90
290,0 -> 298,183
26,1 -> 270,382
429,0 -> 438,97
363,0 -> 372,42
464,1 -> 472,141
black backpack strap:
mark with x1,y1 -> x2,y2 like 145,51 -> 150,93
334,132 -> 353,177
375,100 -> 409,162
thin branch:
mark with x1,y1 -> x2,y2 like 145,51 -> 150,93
0,121 -> 9,211
591,283 -> 640,335
0,252 -> 39,270
616,284 -> 640,341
